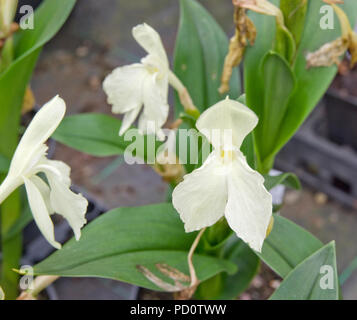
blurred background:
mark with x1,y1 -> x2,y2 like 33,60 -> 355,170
18,0 -> 357,299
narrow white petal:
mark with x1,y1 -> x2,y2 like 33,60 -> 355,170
138,75 -> 169,140
197,98 -> 258,149
45,169 -> 88,241
0,175 -> 23,204
119,105 -> 142,136
103,64 -> 147,114
224,152 -> 272,252
9,96 -> 65,176
132,23 -> 168,67
172,151 -> 227,232
24,177 -> 61,249
30,175 -> 54,215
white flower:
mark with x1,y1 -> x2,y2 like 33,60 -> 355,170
0,96 -> 88,249
172,98 -> 272,252
103,23 -> 169,141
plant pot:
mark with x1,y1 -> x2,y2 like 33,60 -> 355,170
324,89 -> 357,151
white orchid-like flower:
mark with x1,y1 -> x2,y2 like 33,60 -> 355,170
172,98 -> 272,252
103,23 -> 170,141
0,96 -> 88,249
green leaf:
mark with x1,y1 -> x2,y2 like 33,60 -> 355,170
270,242 -> 339,300
340,256 -> 357,285
257,51 -> 296,172
174,0 -> 240,114
276,1 -> 357,158
53,113 -> 162,161
264,172 -> 301,191
238,94 -> 256,170
280,0 -> 308,47
219,238 -> 260,300
33,204 -> 237,291
53,113 -> 130,157
246,1 -> 357,171
0,154 -> 10,173
3,198 -> 33,242
244,1 -> 278,145
259,215 -> 323,278
0,0 -> 77,156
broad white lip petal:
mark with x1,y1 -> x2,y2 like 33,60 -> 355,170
196,98 -> 258,149
132,23 -> 168,67
24,177 -> 61,250
224,152 -> 272,252
9,96 -> 65,176
103,64 -> 147,115
172,152 -> 227,232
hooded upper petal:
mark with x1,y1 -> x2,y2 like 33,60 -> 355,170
24,177 -> 61,249
172,151 -> 227,232
132,23 -> 168,68
224,151 -> 272,252
8,96 -> 65,176
196,98 -> 258,149
103,64 -> 147,115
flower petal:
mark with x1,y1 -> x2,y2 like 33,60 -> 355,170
24,177 -> 61,249
30,175 -> 54,215
196,98 -> 258,149
9,96 -> 65,176
119,105 -> 142,136
132,23 -> 168,67
224,152 -> 272,252
0,175 -> 23,204
45,168 -> 88,241
172,151 -> 227,232
138,74 -> 169,140
103,63 -> 147,114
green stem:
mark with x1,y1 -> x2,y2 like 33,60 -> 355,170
0,36 -> 14,73
1,189 -> 22,300
0,34 -> 22,297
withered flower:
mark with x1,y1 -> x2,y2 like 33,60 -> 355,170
219,5 -> 256,94
306,0 -> 357,69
